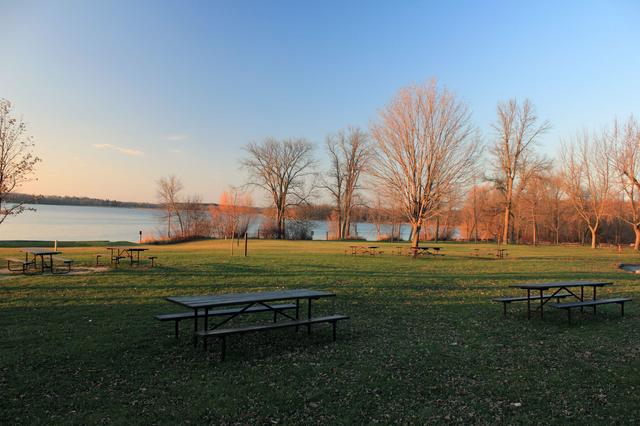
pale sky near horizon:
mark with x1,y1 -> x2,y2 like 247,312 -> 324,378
2,0 -> 639,204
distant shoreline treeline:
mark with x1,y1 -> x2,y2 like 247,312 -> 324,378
7,193 -> 374,222
7,193 -> 161,209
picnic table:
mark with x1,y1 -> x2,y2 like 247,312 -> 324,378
21,248 -> 62,273
507,280 -> 613,319
163,289 -> 348,360
107,246 -> 148,265
495,248 -> 508,259
349,245 -> 382,256
412,246 -> 441,256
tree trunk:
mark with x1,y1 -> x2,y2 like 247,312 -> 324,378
411,223 -> 421,249
435,217 -> 440,243
502,206 -> 510,244
590,226 -> 598,249
634,225 -> 640,250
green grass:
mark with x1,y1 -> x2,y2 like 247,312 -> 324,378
2,240 -> 640,424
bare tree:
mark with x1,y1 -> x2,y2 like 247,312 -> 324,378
0,99 -> 40,225
157,175 -> 184,238
210,188 -> 254,239
241,138 -> 316,239
323,127 -> 371,239
369,80 -> 480,249
561,131 -> 611,248
180,194 -> 211,238
490,99 -> 550,244
611,116 -> 640,249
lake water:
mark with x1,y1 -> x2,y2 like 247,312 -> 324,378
0,204 -> 410,242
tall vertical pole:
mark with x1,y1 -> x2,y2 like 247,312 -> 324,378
244,233 -> 248,257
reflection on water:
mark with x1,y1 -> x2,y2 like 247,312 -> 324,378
0,204 -> 411,242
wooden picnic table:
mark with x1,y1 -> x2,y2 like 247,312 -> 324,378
21,248 -> 62,273
495,248 -> 508,259
403,246 -> 442,256
166,289 -> 338,352
106,246 -> 149,265
508,280 -> 613,319
349,245 -> 381,256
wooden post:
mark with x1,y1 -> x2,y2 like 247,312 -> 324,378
244,233 -> 248,257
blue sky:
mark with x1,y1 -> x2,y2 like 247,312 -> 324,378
2,0 -> 639,202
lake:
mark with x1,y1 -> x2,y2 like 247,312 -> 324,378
0,204 -> 410,242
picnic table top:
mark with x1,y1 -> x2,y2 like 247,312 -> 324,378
167,289 -> 336,309
509,280 -> 613,290
106,246 -> 149,251
21,248 -> 62,255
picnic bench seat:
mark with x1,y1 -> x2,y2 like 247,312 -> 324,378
155,303 -> 297,338
549,298 -> 632,323
5,257 -> 34,273
53,257 -> 74,273
196,314 -> 349,361
493,294 -> 572,317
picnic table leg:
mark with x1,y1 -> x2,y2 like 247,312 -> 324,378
307,298 -> 312,335
193,308 -> 199,348
580,286 -> 584,313
593,286 -> 597,314
539,289 -> 544,319
295,299 -> 300,332
527,289 -> 531,320
502,302 -> 507,318
203,308 -> 210,350
621,302 -> 625,317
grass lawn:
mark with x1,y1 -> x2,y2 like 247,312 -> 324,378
2,240 -> 640,424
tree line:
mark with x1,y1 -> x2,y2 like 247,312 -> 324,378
155,80 -> 639,248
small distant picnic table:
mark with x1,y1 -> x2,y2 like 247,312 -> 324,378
509,280 -> 612,319
495,248 -> 508,259
349,245 -> 381,256
412,246 -> 441,256
21,248 -> 62,273
107,246 -> 148,265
